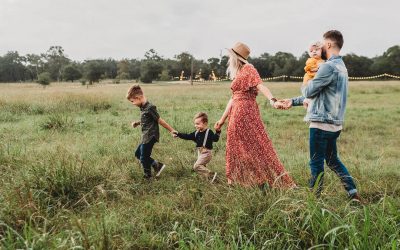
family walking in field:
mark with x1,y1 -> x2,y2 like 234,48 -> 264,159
126,30 -> 361,202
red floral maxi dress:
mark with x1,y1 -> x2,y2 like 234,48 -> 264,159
225,64 -> 296,187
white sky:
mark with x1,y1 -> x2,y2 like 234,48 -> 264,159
1,0 -> 399,61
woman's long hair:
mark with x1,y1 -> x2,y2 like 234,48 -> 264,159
226,50 -> 245,80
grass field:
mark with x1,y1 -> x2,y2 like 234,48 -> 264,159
0,81 -> 399,249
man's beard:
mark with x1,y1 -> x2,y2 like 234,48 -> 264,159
321,48 -> 328,60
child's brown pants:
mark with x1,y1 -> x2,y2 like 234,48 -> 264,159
193,148 -> 213,178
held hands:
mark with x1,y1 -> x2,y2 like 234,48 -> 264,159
273,99 -> 292,110
214,119 -> 224,131
131,121 -> 140,128
171,130 -> 178,138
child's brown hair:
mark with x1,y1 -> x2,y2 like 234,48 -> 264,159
194,112 -> 208,123
126,85 -> 143,100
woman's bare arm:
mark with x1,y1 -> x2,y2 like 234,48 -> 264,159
256,83 -> 274,100
214,98 -> 233,130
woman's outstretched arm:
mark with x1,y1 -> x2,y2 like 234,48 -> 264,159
214,98 -> 233,130
256,83 -> 274,100
257,83 -> 291,109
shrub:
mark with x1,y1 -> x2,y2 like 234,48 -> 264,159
39,114 -> 73,131
37,72 -> 51,87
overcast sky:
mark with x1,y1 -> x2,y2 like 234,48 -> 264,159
1,0 -> 399,61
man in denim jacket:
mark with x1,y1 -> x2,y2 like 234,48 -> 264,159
284,30 -> 360,201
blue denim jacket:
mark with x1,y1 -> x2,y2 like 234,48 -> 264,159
291,55 -> 348,125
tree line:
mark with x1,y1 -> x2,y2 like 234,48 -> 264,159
0,45 -> 399,84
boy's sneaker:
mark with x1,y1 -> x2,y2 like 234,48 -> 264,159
210,172 -> 218,183
143,174 -> 152,180
153,161 -> 166,177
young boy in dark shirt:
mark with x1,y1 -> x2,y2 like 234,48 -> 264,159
127,85 -> 177,179
174,112 -> 220,183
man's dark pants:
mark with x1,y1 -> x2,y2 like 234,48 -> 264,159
309,128 -> 357,196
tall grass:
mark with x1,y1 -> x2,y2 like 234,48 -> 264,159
0,81 -> 399,249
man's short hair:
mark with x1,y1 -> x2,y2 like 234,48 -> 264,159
323,30 -> 344,49
194,112 -> 208,123
126,85 -> 143,99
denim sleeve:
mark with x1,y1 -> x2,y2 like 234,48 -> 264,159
301,63 -> 334,98
291,96 -> 305,106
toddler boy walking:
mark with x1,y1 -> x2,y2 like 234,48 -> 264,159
174,112 -> 220,183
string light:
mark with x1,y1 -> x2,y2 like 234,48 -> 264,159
180,73 -> 400,82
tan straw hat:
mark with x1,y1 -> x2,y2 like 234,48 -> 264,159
229,42 -> 250,63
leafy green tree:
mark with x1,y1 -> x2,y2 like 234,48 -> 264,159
144,49 -> 163,61
174,52 -> 193,78
128,59 -> 141,80
196,60 -> 211,80
103,59 -> 118,79
343,54 -> 373,76
117,59 -> 130,79
24,53 -> 45,81
207,57 -> 220,71
218,55 -> 229,79
63,64 -> 83,82
271,52 -> 297,77
140,60 -> 163,83
83,60 -> 105,84
37,72 -> 51,87
140,50 -> 164,83
249,53 -> 273,78
371,45 -> 400,75
207,57 -> 227,79
45,46 -> 70,82
159,69 -> 171,81
162,59 -> 179,79
0,51 -> 27,82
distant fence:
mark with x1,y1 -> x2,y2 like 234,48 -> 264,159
190,73 -> 400,83
348,73 -> 400,80
262,73 -> 400,81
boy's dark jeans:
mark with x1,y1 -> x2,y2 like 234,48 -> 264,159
135,137 -> 157,178
309,128 -> 357,196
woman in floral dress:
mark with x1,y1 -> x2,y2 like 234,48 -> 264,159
214,42 -> 296,188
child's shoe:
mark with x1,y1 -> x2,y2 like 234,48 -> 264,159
210,172 -> 218,183
152,161 -> 166,177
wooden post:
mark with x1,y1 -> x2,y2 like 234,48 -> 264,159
190,57 -> 194,85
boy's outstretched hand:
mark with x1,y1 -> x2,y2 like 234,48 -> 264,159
171,131 -> 179,138
131,121 -> 140,128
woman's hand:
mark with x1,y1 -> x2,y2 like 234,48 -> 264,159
273,99 -> 292,110
214,119 -> 224,131
273,100 -> 285,109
